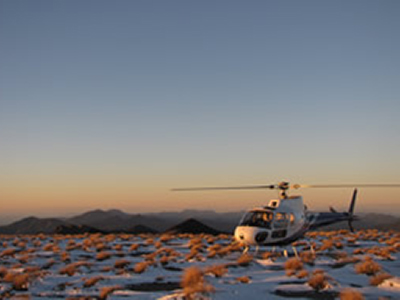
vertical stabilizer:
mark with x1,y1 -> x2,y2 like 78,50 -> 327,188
348,188 -> 357,232
349,188 -> 357,215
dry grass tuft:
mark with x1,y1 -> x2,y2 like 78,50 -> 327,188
129,243 -> 140,251
354,256 -> 381,276
236,254 -> 253,267
114,259 -> 130,269
307,271 -> 329,291
204,264 -> 228,278
59,264 -> 78,276
339,288 -> 365,300
59,261 -> 91,276
99,285 -> 121,300
319,239 -> 334,251
12,273 -> 30,291
284,257 -> 303,276
0,266 -> 8,278
299,250 -> 316,265
159,256 -> 170,266
261,251 -> 281,260
236,276 -> 251,284
0,248 -> 17,257
296,269 -> 309,279
145,238 -> 154,246
96,251 -> 112,261
181,266 -> 214,300
3,272 -> 15,283
159,234 -> 172,243
83,276 -> 104,288
369,272 -> 393,286
133,261 -> 149,274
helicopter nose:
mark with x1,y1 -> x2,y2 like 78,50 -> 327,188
255,231 -> 268,243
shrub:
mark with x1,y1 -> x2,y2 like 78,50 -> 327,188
83,276 -> 104,288
308,271 -> 329,291
236,276 -> 250,283
42,243 -> 56,252
96,251 -> 112,261
181,266 -> 214,299
0,248 -> 17,257
354,256 -> 381,276
12,273 -> 30,291
296,269 -> 309,279
0,266 -> 7,278
99,285 -> 121,300
105,234 -> 116,243
113,244 -> 123,251
369,272 -> 393,286
353,248 -> 364,255
60,251 -> 70,263
237,254 -> 253,267
129,244 -> 140,251
59,261 -> 91,276
205,264 -> 228,278
300,250 -> 316,265
284,257 -> 303,276
159,256 -> 170,266
133,261 -> 149,274
339,288 -> 365,300
114,259 -> 130,269
207,244 -> 222,251
59,264 -> 78,276
17,254 -> 31,264
145,238 -> 154,246
3,272 -> 15,282
188,237 -> 203,248
95,242 -> 108,252
319,239 -> 334,251
159,234 -> 172,243
261,251 -> 280,260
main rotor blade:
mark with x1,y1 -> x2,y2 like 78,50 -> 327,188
171,184 -> 276,192
294,184 -> 400,189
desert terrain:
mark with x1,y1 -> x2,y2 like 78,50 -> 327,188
0,229 -> 399,299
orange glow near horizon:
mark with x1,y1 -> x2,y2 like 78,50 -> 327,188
2,176 -> 400,218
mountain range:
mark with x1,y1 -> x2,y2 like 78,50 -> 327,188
0,209 -> 399,235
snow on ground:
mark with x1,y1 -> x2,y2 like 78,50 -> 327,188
0,229 -> 399,299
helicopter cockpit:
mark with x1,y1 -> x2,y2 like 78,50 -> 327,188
239,210 -> 293,230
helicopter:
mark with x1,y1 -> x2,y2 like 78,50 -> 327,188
172,182 -> 400,248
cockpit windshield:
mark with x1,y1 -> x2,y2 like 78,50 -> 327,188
239,211 -> 274,229
240,211 -> 292,229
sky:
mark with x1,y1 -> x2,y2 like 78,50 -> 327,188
1,0 -> 400,222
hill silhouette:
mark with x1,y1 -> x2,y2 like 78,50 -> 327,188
1,209 -> 400,234
165,218 -> 221,235
0,217 -> 67,234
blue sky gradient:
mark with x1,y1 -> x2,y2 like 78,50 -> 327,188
1,1 -> 400,219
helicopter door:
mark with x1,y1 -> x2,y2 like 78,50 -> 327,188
272,212 -> 289,238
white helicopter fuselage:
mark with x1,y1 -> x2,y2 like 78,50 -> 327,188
234,196 -> 307,246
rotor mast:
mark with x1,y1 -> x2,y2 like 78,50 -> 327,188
278,182 -> 290,199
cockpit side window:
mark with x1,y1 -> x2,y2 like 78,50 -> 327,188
289,213 -> 295,225
240,211 -> 273,229
274,212 -> 289,229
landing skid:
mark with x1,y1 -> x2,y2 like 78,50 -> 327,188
242,243 -> 313,259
